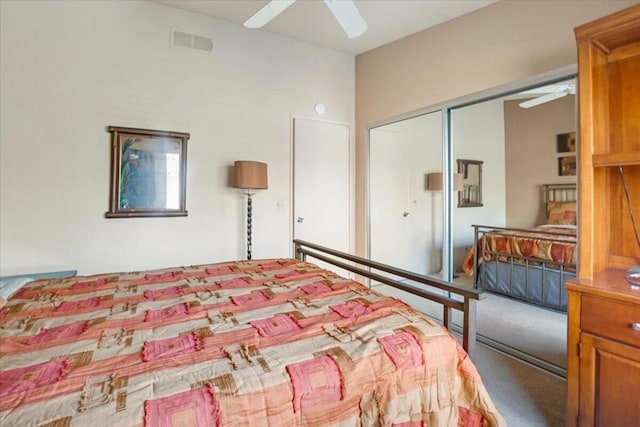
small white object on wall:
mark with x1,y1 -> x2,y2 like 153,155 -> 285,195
314,103 -> 326,115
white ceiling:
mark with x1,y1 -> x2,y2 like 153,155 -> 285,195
154,0 -> 497,55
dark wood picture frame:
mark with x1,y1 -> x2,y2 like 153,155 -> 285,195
106,126 -> 189,218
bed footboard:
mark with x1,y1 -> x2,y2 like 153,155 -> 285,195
293,239 -> 484,359
471,225 -> 576,311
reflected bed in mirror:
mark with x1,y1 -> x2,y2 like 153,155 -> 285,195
457,159 -> 483,207
106,126 -> 189,218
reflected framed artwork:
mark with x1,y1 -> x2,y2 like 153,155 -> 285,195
558,155 -> 577,176
557,132 -> 576,153
106,126 -> 189,218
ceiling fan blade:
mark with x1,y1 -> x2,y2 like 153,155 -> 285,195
323,0 -> 368,39
244,0 -> 297,29
519,89 -> 569,109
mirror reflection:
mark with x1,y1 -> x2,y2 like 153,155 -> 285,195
367,76 -> 576,285
106,126 -> 189,218
457,159 -> 483,207
119,139 -> 181,210
369,111 -> 443,276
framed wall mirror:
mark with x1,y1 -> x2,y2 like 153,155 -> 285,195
106,126 -> 189,218
457,159 -> 483,207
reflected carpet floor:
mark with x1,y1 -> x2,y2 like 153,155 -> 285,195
474,344 -> 566,427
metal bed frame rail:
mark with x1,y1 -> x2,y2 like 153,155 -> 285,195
472,225 -> 576,309
293,239 -> 484,359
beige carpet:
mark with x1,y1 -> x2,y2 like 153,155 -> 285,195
452,274 -> 566,366
474,344 -> 566,427
469,293 -> 566,368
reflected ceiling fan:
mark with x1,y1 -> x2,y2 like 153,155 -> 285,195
519,83 -> 576,109
244,0 -> 368,39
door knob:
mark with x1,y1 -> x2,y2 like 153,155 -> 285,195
296,217 -> 305,223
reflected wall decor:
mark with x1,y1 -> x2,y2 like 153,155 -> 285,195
106,126 -> 189,218
557,132 -> 577,176
457,159 -> 483,207
556,131 -> 576,153
558,155 -> 577,176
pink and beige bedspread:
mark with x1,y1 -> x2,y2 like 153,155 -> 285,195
0,259 -> 504,426
461,226 -> 577,276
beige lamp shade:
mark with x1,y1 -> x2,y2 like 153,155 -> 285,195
426,172 -> 463,191
234,161 -> 268,189
426,173 -> 443,191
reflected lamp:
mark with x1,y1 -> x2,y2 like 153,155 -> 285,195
426,173 -> 463,191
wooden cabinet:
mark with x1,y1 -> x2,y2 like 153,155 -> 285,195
567,274 -> 640,426
579,332 -> 640,426
567,5 -> 640,427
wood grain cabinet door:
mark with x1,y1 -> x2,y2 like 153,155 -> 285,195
579,333 -> 640,426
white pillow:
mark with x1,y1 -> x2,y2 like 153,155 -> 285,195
0,277 -> 33,299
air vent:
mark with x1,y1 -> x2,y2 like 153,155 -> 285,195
171,29 -> 213,52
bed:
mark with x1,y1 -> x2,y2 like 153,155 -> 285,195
461,184 -> 577,311
0,240 -> 504,426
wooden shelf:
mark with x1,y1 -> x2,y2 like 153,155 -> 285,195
593,152 -> 640,167
568,6 -> 640,427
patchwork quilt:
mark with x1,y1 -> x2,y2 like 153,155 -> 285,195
0,259 -> 504,426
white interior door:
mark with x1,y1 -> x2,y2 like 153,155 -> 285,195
293,118 -> 351,273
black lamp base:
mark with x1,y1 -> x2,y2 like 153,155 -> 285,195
245,192 -> 253,260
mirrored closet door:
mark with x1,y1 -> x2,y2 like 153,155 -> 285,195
449,78 -> 577,287
369,111 -> 443,276
368,74 -> 577,287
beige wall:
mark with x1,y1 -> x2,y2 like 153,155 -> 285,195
355,0 -> 638,255
504,96 -> 577,228
0,0 -> 354,275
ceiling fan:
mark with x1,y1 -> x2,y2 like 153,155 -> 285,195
243,0 -> 368,39
519,83 -> 576,109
